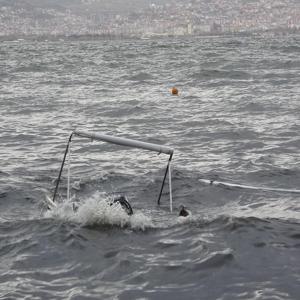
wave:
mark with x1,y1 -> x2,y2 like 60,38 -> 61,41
272,45 -> 300,54
14,65 -> 49,73
192,248 -> 234,270
191,69 -> 252,80
123,72 -> 154,82
44,192 -> 153,231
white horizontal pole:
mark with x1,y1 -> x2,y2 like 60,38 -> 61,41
199,179 -> 300,194
73,130 -> 174,155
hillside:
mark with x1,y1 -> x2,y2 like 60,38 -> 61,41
1,0 -> 299,38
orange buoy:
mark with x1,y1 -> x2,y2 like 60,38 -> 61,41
171,87 -> 179,95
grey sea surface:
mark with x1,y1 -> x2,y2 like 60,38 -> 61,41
0,35 -> 300,300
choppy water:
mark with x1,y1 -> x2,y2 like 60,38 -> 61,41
1,34 -> 300,300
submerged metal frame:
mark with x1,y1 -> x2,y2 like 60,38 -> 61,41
52,130 -> 174,211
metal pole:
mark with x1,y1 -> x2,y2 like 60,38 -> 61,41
74,130 -> 173,155
67,139 -> 71,202
52,133 -> 73,202
199,178 -> 300,194
157,153 -> 173,206
168,159 -> 173,212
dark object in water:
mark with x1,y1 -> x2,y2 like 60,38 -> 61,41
112,196 -> 133,216
179,205 -> 189,217
72,202 -> 78,212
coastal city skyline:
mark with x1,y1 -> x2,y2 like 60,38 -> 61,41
1,0 -> 300,38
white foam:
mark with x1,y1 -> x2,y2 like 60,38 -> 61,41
44,192 -> 153,231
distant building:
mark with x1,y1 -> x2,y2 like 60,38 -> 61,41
187,23 -> 193,34
210,22 -> 222,33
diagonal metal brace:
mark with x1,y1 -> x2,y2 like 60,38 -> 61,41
157,153 -> 173,206
52,132 -> 73,202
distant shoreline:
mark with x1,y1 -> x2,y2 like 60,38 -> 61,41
1,29 -> 299,42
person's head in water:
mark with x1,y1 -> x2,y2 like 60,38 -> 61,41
179,205 -> 189,217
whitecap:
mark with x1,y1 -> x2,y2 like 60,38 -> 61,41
44,192 -> 153,231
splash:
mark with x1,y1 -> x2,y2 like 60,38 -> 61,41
44,192 -> 153,231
